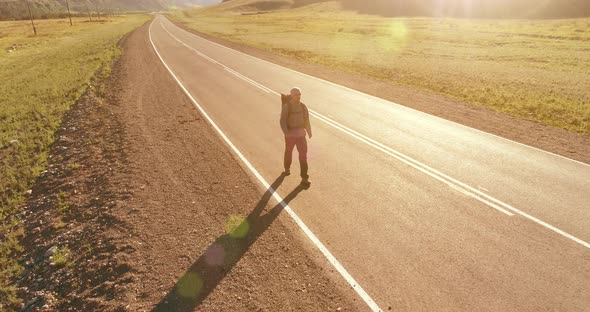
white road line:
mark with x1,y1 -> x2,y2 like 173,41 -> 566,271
160,22 -> 272,94
156,16 -> 590,249
224,68 -> 272,93
160,16 -> 590,168
160,21 -> 513,216
309,111 -> 514,216
160,20 -> 515,215
149,18 -> 384,312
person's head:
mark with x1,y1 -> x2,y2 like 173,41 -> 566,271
290,87 -> 301,103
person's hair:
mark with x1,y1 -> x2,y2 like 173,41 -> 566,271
290,87 -> 301,95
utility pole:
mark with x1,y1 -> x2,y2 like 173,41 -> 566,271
25,0 -> 36,35
86,3 -> 92,21
65,0 -> 72,26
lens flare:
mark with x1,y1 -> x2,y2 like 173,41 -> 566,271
225,215 -> 249,238
377,19 -> 408,53
176,271 -> 203,299
204,243 -> 225,266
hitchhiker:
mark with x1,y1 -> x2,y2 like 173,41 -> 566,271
280,87 -> 312,187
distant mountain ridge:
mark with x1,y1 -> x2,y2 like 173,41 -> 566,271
220,0 -> 590,19
0,0 -> 221,20
4,0 -> 588,21
336,0 -> 590,19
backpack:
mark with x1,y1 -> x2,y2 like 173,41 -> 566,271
281,93 -> 291,112
280,93 -> 308,130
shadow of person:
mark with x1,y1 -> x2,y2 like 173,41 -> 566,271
154,174 -> 307,311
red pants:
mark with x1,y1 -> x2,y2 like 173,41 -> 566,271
284,136 -> 308,179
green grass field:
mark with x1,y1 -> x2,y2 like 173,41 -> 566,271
168,1 -> 590,134
0,15 -> 148,308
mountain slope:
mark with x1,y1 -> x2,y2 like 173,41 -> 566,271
0,0 -> 221,20
217,0 -> 590,18
337,0 -> 590,19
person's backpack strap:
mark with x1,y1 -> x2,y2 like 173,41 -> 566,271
281,93 -> 291,116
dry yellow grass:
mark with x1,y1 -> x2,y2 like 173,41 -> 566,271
0,15 -> 148,308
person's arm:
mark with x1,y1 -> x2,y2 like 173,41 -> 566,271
304,105 -> 312,138
280,103 -> 289,136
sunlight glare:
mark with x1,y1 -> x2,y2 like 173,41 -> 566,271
225,215 -> 249,238
377,19 -> 408,53
176,271 -> 203,299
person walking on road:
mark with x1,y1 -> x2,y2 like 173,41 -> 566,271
280,87 -> 312,187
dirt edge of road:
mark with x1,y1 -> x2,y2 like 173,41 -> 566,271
15,31 -> 138,311
168,18 -> 590,165
15,20 -> 367,311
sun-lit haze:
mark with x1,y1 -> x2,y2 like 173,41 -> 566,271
1,0 -> 589,310
323,0 -> 590,18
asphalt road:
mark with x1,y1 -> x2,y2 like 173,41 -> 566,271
149,15 -> 589,311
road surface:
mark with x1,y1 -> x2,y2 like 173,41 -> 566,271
148,15 -> 589,311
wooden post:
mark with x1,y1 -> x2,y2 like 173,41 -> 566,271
25,0 -> 36,36
66,0 -> 73,26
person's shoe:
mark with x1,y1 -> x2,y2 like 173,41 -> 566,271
300,177 -> 311,187
283,169 -> 291,176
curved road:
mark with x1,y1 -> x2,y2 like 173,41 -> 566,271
148,15 -> 589,311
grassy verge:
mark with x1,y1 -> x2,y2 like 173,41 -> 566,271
0,15 -> 149,308
167,2 -> 590,134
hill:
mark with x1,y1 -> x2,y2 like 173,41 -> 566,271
219,0 -> 590,19
337,0 -> 590,19
0,0 -> 217,20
